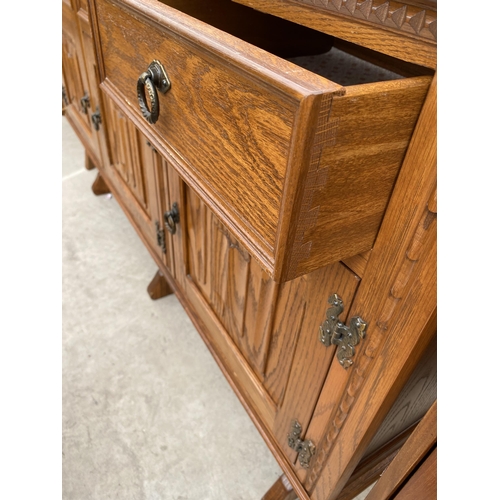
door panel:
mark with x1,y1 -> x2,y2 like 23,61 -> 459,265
182,185 -> 361,466
101,95 -> 166,265
62,1 -> 94,144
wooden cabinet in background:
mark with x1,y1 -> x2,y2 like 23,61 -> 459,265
62,0 -> 103,169
63,0 -> 437,498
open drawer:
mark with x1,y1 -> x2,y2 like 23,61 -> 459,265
92,0 -> 431,282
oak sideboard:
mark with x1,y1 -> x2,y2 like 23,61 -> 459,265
62,1 -> 437,498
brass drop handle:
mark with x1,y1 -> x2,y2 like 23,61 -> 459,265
136,60 -> 171,124
164,202 -> 180,235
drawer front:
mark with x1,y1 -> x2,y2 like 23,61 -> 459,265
94,0 -> 341,273
93,0 -> 431,282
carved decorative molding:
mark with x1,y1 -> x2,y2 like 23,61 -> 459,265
287,0 -> 437,42
304,196 -> 437,490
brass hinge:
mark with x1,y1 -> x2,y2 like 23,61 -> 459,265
287,419 -> 315,469
319,294 -> 367,369
80,92 -> 90,114
155,221 -> 166,254
91,107 -> 102,131
62,86 -> 68,106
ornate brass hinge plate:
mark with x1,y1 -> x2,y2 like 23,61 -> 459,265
287,419 -> 315,469
319,294 -> 367,369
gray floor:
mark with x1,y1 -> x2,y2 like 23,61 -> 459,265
62,118 -> 373,500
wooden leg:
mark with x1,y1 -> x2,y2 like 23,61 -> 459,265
147,270 -> 174,300
262,475 -> 298,500
85,153 -> 96,170
91,172 -> 111,196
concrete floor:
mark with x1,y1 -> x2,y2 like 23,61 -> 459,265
62,118 -> 373,500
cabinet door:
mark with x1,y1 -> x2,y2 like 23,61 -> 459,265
74,1 -> 104,165
180,185 -> 361,467
62,0 -> 96,156
100,95 -> 171,270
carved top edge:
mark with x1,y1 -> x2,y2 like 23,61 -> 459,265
286,0 -> 437,42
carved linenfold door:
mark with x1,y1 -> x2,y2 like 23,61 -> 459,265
101,94 -> 179,274
180,185 -> 361,465
76,2 -> 104,164
62,0 -> 94,140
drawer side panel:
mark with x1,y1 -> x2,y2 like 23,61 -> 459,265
285,76 -> 432,281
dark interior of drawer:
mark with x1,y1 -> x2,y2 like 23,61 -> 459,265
157,0 -> 433,85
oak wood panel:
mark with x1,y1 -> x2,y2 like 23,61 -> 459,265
62,1 -> 96,158
365,400 -> 437,500
95,0 -> 338,265
393,447 -> 437,500
63,0 -> 104,169
341,251 -> 371,279
76,6 -> 104,165
147,269 -> 174,299
182,186 -> 361,465
184,274 -> 277,428
336,424 -> 417,500
93,0 -> 430,281
233,0 -> 436,68
174,274 -> 311,500
283,77 -> 430,280
308,73 -> 437,500
271,264 -> 360,463
100,94 -> 164,261
75,5 -> 439,499
91,171 -> 111,195
362,332 -> 436,457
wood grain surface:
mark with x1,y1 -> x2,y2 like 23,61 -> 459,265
282,76 -> 431,280
393,447 -> 437,500
147,269 -> 174,299
63,0 -> 102,168
181,186 -> 361,449
91,171 -> 111,195
307,73 -> 436,500
362,332 -> 436,458
93,0 -> 430,281
65,4 -> 439,499
365,400 -> 437,500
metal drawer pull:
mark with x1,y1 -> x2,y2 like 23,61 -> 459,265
136,60 -> 171,124
164,202 -> 180,235
319,294 -> 367,369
